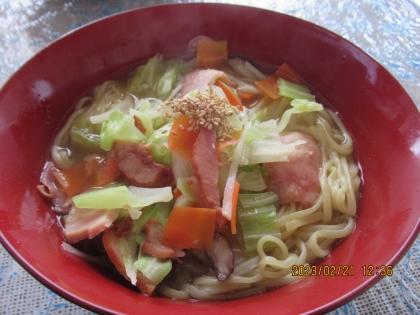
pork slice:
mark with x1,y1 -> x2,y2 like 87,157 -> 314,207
264,131 -> 323,208
63,208 -> 119,244
190,127 -> 220,208
141,219 -> 185,259
113,140 -> 175,188
102,227 -> 156,295
180,69 -> 234,97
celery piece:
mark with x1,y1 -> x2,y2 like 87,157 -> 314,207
236,192 -> 281,252
277,78 -> 316,101
99,109 -> 146,151
247,139 -> 305,164
150,142 -> 172,166
134,254 -> 172,284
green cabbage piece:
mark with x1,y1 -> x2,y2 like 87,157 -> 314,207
236,192 -> 281,252
99,109 -> 147,151
236,165 -> 267,192
277,98 -> 324,133
70,116 -> 103,151
128,55 -> 192,99
134,255 -> 172,285
72,186 -> 173,209
277,78 -> 316,101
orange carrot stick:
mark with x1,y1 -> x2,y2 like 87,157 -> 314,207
255,76 -> 280,99
168,116 -> 199,161
196,39 -> 228,69
162,206 -> 217,251
230,181 -> 240,235
215,79 -> 243,111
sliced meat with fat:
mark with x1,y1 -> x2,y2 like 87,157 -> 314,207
113,140 -> 175,188
180,69 -> 234,97
102,227 -> 156,295
141,219 -> 185,259
63,207 -> 120,244
264,131 -> 323,208
190,127 -> 220,208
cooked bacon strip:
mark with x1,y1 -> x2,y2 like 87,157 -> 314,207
63,208 -> 119,244
113,140 -> 175,188
264,131 -> 323,207
180,69 -> 235,97
190,127 -> 220,208
141,219 -> 185,259
102,227 -> 156,295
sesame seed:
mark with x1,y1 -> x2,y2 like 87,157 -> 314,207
171,130 -> 177,135
160,91 -> 238,141
179,124 -> 184,130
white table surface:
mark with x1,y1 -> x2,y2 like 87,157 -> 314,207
0,1 -> 419,314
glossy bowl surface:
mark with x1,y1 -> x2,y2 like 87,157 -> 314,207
0,3 -> 419,315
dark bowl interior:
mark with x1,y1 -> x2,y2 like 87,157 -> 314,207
0,3 -> 419,315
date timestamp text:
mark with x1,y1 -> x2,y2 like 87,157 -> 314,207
292,265 -> 393,277
292,265 -> 354,277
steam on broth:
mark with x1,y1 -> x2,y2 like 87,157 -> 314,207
38,37 -> 361,300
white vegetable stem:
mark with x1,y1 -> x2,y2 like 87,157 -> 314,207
222,121 -> 251,220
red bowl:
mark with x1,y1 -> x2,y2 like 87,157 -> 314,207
0,3 -> 419,315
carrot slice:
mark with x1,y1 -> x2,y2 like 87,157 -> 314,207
274,63 -> 301,84
237,91 -> 256,100
215,79 -> 243,111
255,76 -> 280,99
162,206 -> 217,251
53,155 -> 122,197
168,115 -> 199,161
196,39 -> 228,69
96,156 -> 122,186
230,181 -> 240,235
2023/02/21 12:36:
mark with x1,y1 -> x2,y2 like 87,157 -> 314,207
292,265 -> 394,277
